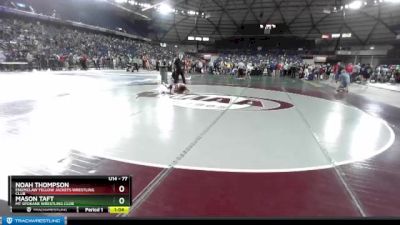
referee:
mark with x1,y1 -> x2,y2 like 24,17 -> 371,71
173,54 -> 186,84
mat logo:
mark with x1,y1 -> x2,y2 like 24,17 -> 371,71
137,91 -> 293,111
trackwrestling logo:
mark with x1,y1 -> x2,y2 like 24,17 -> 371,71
137,91 -> 294,111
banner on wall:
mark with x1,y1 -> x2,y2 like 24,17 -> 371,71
303,59 -> 314,65
336,50 -> 387,56
314,56 -> 327,63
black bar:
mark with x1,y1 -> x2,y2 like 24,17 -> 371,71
8,176 -> 11,206
10,176 -> 131,182
9,176 -> 132,208
12,206 -> 112,213
65,218 -> 398,225
12,206 -> 78,213
10,194 -> 130,208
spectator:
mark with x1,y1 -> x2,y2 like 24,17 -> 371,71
0,50 -> 6,63
0,17 -> 178,71
26,52 -> 33,70
337,69 -> 350,92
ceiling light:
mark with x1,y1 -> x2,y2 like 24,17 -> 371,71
321,34 -> 331,39
188,36 -> 195,40
349,1 -> 362,9
332,33 -> 341,38
195,37 -> 202,41
342,33 -> 352,38
323,9 -> 331,14
202,37 -> 209,41
158,3 -> 174,15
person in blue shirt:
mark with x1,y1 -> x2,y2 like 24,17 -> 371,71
337,69 -> 350,93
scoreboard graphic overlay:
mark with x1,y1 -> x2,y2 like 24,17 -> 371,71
8,176 -> 132,214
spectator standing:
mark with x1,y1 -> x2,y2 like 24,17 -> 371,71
173,54 -> 186,84
238,61 -> 246,78
337,69 -> 350,92
0,50 -> 6,63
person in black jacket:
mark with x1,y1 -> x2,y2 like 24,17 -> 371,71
173,54 -> 186,84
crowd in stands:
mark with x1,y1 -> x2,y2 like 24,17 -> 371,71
206,52 -> 303,77
288,62 -> 400,84
0,17 -> 176,71
0,17 -> 399,85
197,54 -> 400,84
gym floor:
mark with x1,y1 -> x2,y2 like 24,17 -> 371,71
0,70 -> 399,217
